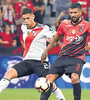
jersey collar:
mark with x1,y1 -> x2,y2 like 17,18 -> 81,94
71,19 -> 83,26
27,22 -> 37,29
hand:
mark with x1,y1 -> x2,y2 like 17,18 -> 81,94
46,37 -> 52,43
62,19 -> 69,23
41,50 -> 48,64
34,6 -> 39,11
60,11 -> 66,16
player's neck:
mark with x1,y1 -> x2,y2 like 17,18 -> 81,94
27,22 -> 37,29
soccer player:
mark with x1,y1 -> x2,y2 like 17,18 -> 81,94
0,8 -> 65,100
41,3 -> 90,100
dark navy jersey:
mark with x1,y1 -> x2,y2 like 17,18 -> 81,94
57,19 -> 90,61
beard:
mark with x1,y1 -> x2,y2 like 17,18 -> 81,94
71,17 -> 80,23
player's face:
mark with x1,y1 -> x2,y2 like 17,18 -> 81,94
69,8 -> 82,23
22,13 -> 35,28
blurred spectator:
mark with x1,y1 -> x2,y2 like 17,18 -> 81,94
55,0 -> 71,17
15,0 -> 34,16
1,0 -> 16,34
13,34 -> 24,55
14,0 -> 34,46
0,23 -> 17,47
20,34 -> 24,48
0,6 -> 3,32
1,0 -> 5,5
11,0 -> 19,6
54,11 -> 70,30
14,5 -> 27,47
31,0 -> 45,24
71,0 -> 90,21
47,0 -> 56,17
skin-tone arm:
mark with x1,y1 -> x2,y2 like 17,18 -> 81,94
85,46 -> 90,51
20,41 -> 24,48
0,39 -> 9,44
41,34 -> 63,63
54,11 -> 66,28
12,40 -> 17,47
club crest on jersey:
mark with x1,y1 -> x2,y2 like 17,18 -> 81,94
72,30 -> 76,34
32,31 -> 37,36
79,27 -> 84,32
27,32 -> 30,35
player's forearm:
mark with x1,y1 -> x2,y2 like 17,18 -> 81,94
45,41 -> 58,53
45,34 -> 61,53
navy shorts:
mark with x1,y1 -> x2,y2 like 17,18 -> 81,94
48,56 -> 84,77
12,60 -> 50,77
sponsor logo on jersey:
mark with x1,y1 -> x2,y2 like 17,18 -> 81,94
75,35 -> 83,43
65,24 -> 72,27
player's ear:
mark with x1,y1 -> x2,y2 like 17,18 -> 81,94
33,14 -> 35,19
79,9 -> 82,15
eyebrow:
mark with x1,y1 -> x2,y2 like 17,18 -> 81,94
22,17 -> 30,20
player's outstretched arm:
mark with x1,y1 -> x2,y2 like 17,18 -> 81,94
41,34 -> 60,63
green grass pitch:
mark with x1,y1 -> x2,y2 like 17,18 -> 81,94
0,89 -> 89,100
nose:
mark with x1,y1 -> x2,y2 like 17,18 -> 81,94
24,19 -> 28,23
71,13 -> 75,17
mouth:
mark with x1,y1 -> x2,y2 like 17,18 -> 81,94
72,17 -> 77,20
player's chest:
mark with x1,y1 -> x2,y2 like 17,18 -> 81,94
63,24 -> 86,36
23,28 -> 43,43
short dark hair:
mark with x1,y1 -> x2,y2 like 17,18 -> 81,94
22,8 -> 33,15
70,3 -> 82,10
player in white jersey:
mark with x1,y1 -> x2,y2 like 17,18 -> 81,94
0,8 -> 65,100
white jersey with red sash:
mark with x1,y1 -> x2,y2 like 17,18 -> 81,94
21,23 -> 55,61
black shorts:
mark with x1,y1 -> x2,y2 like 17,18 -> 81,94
48,56 -> 84,77
12,60 -> 50,77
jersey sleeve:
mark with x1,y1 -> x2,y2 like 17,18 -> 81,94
44,25 -> 56,38
57,22 -> 64,36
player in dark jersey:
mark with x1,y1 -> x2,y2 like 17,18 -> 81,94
41,3 -> 90,100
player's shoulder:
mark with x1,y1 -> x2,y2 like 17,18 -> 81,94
21,24 -> 26,28
37,23 -> 50,30
21,24 -> 27,32
80,19 -> 90,28
82,20 -> 90,24
36,23 -> 46,28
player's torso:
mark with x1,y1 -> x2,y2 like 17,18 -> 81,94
60,20 -> 90,61
22,23 -> 49,61
63,20 -> 89,45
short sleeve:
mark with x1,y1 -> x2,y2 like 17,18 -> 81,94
57,22 -> 64,36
